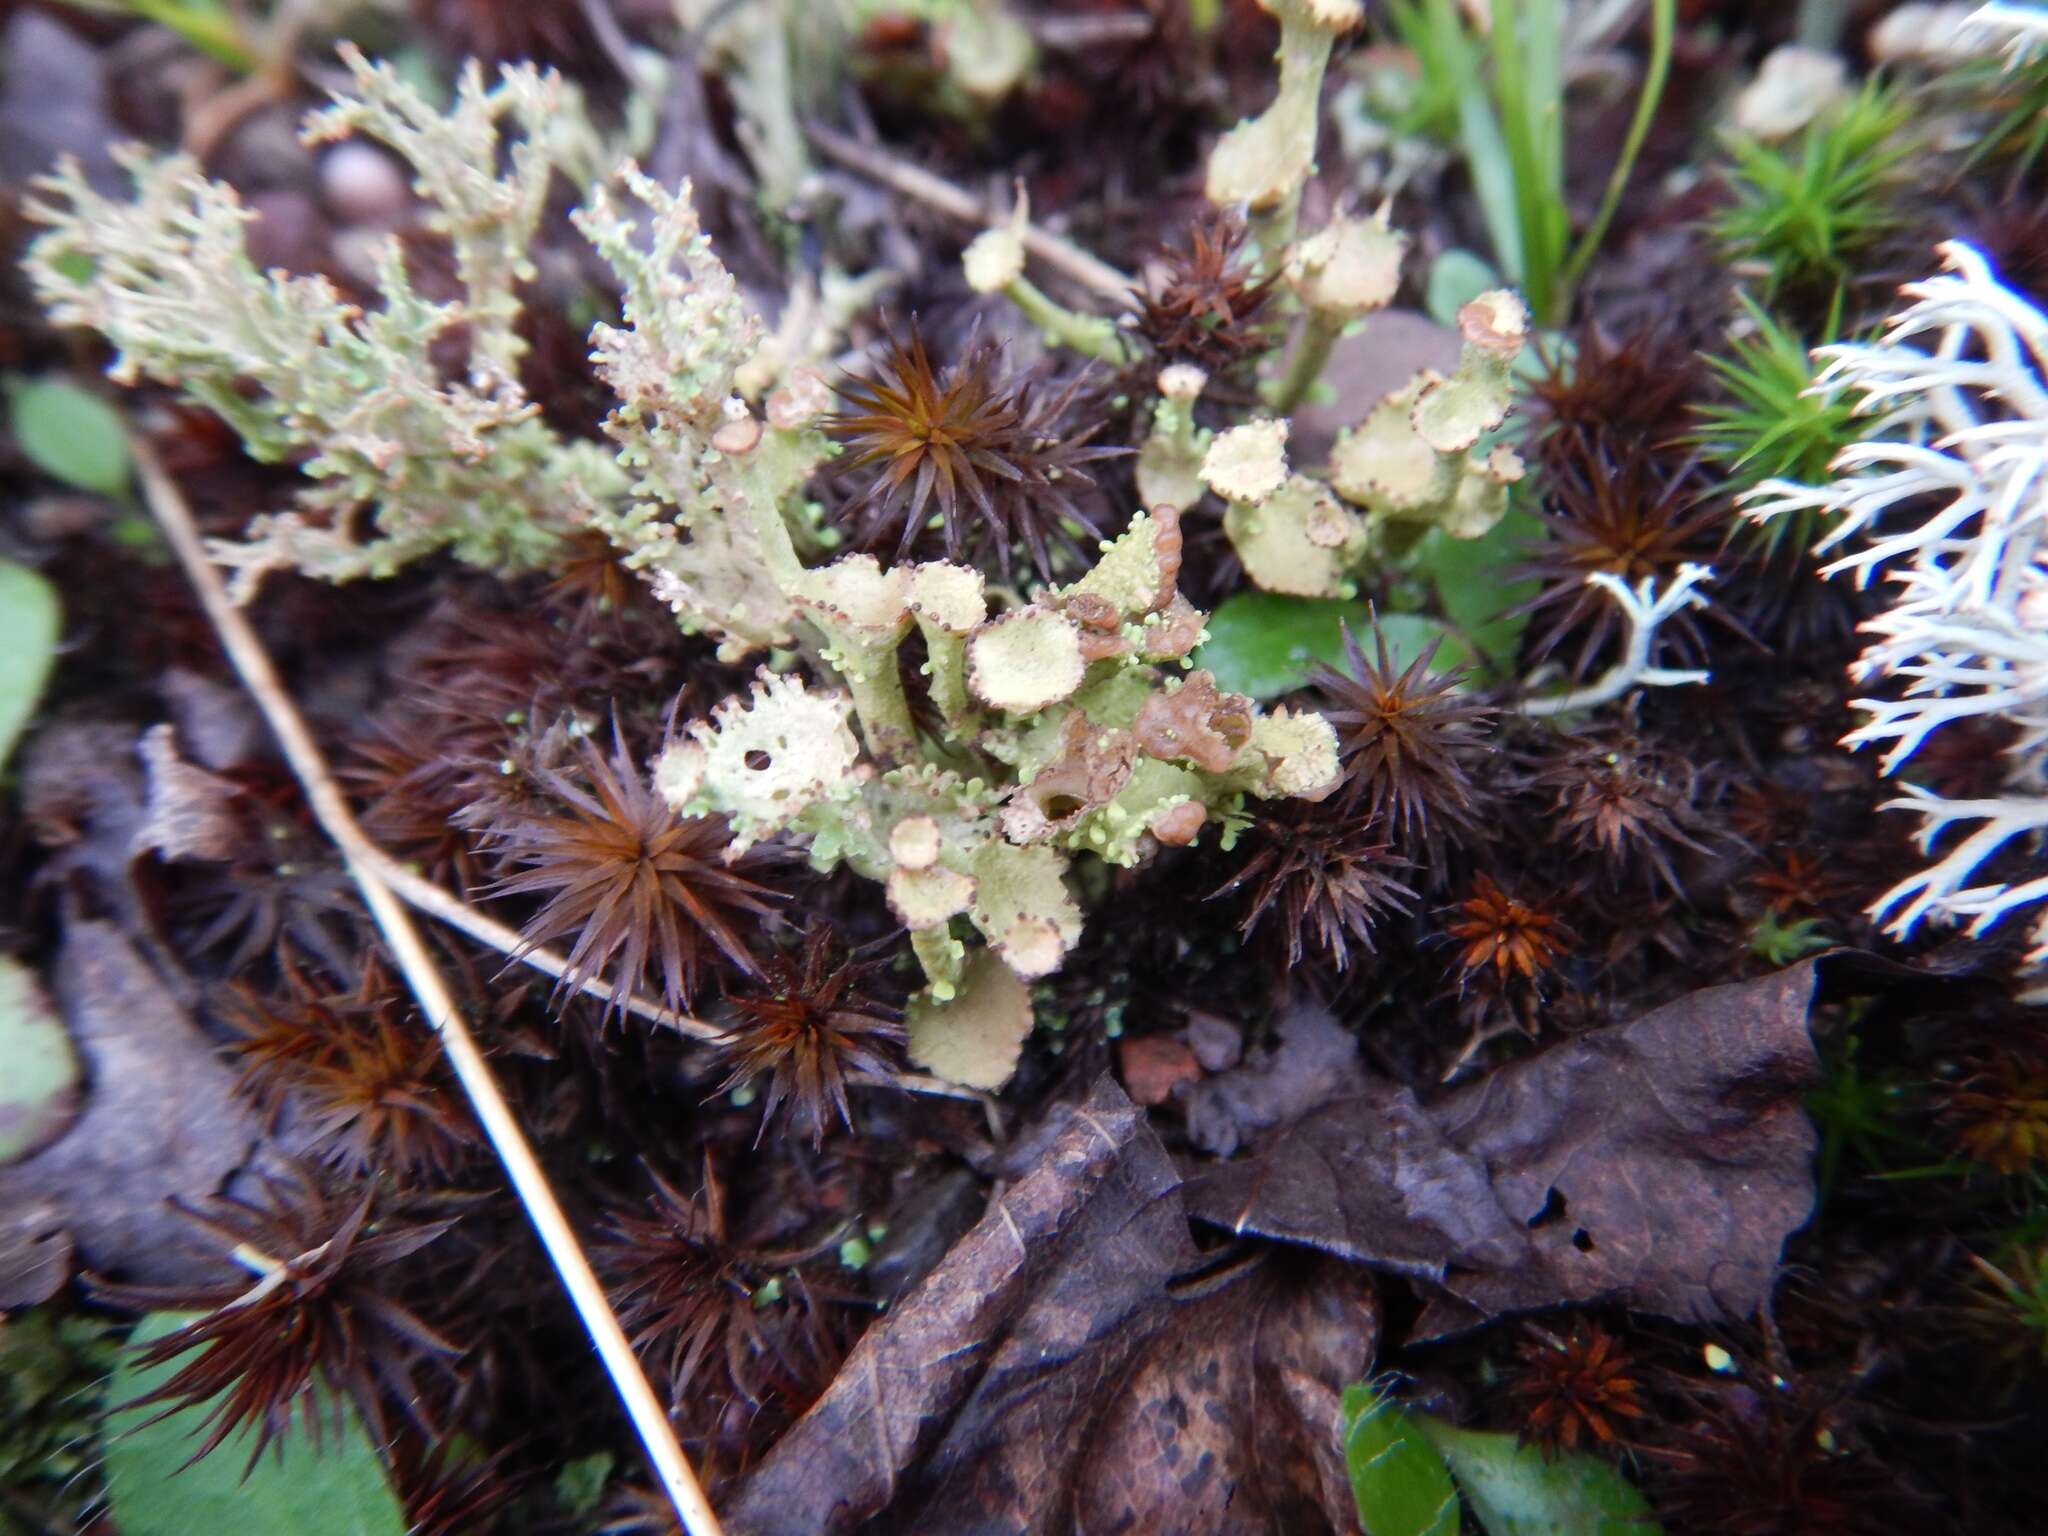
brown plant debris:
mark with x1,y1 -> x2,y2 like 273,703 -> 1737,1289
724,1076 -> 1379,1535
1184,961 -> 1828,1334
0,919 -> 260,1294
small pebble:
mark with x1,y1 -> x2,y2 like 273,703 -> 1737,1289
1185,1011 -> 1244,1073
1118,1034 -> 1202,1107
318,140 -> 410,225
243,189 -> 321,272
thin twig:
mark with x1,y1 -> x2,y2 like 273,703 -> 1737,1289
130,439 -> 727,1536
366,849 -> 982,1104
805,122 -> 1138,301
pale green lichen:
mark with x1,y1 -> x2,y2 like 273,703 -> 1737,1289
573,166 -> 826,660
23,31 -> 1537,1091
1224,475 -> 1369,599
1205,0 -> 1364,216
967,606 -> 1090,714
906,949 -> 1035,1086
654,670 -> 863,852
1201,419 -> 1292,505
1322,290 -> 1530,550
1136,365 -> 1214,511
24,52 -> 623,596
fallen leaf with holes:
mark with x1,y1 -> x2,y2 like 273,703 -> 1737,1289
1184,963 -> 1825,1336
726,1075 -> 1380,1535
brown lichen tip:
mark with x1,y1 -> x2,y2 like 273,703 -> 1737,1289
1134,671 -> 1254,773
1201,419 -> 1290,505
965,605 -> 1087,714
1140,594 -> 1209,662
710,408 -> 763,455
1458,290 -> 1529,356
1001,714 -> 1139,842
1150,800 -> 1208,846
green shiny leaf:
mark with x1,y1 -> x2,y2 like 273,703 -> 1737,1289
0,558 -> 59,775
555,1451 -> 615,1517
1416,1416 -> 1662,1536
1426,248 -> 1500,327
1411,504 -> 1540,673
0,956 -> 79,1166
6,377 -> 132,497
1195,595 -> 1471,700
102,1314 -> 408,1536
1343,1384 -> 1462,1536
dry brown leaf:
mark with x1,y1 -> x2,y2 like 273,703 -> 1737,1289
726,1076 -> 1379,1535
1184,963 -> 1827,1335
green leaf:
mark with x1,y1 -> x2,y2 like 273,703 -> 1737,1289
1411,505 -> 1540,673
1426,249 -> 1500,327
102,1314 -> 409,1536
1195,596 -> 1472,700
1343,1384 -> 1462,1536
0,559 -> 59,775
6,377 -> 133,497
1415,1417 -> 1662,1536
59,0 -> 257,71
555,1451 -> 615,1517
0,956 -> 79,1166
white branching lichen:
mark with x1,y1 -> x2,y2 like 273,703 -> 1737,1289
1745,241 -> 2048,957
1516,566 -> 1717,718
